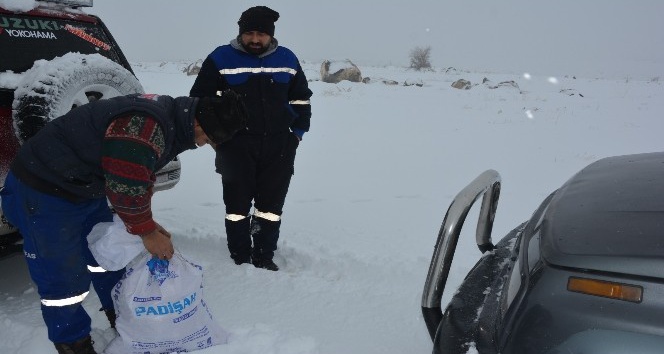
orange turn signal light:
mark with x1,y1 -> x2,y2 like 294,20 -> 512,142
567,277 -> 642,303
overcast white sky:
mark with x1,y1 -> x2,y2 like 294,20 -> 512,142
1,0 -> 661,78
90,0 -> 664,79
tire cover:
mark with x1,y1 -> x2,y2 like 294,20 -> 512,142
12,53 -> 144,143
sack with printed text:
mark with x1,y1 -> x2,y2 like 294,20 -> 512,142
105,250 -> 228,353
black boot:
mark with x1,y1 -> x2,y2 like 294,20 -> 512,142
252,255 -> 279,271
225,217 -> 252,264
54,335 -> 96,354
233,256 -> 251,265
250,217 -> 280,257
250,216 -> 281,271
102,308 -> 116,329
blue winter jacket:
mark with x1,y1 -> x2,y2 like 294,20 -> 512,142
190,38 -> 312,138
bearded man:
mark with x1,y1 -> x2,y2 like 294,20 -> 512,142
190,6 -> 313,271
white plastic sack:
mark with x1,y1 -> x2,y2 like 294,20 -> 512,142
87,215 -> 144,271
105,250 -> 228,354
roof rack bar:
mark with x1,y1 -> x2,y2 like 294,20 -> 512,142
38,0 -> 93,8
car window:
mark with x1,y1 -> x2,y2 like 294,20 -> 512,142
0,13 -> 123,73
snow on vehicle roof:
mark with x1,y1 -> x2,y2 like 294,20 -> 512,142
0,0 -> 92,12
0,0 -> 36,12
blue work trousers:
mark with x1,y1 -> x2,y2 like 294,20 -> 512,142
1,172 -> 124,343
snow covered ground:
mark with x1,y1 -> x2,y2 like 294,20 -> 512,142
0,60 -> 663,354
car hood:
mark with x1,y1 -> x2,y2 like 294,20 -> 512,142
540,152 -> 664,279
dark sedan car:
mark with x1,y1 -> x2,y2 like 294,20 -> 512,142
422,152 -> 664,354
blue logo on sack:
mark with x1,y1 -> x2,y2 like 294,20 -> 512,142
146,257 -> 177,285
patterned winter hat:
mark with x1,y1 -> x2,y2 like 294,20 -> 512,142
238,6 -> 280,37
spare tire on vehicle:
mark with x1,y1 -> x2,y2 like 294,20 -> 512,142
12,53 -> 144,143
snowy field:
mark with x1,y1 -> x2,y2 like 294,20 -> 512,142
0,60 -> 663,354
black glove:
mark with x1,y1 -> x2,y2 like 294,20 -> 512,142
218,89 -> 248,134
196,90 -> 248,144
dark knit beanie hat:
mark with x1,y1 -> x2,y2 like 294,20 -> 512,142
238,6 -> 279,36
196,92 -> 248,145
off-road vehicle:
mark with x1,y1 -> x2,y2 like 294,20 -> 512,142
0,0 -> 181,257
422,152 -> 664,353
